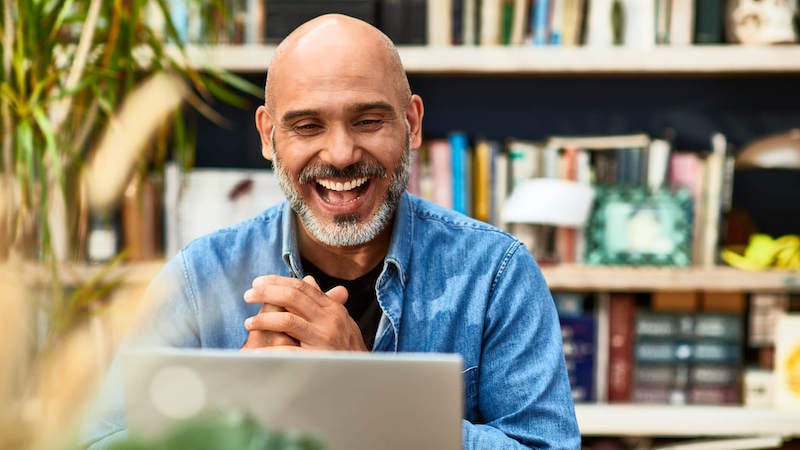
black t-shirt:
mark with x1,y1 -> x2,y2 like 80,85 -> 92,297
300,258 -> 383,350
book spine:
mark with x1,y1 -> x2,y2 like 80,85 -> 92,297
473,140 -> 492,222
428,139 -> 454,209
693,0 -> 723,44
669,0 -> 695,45
449,132 -> 470,215
532,0 -> 551,45
608,293 -> 636,402
428,0 -> 454,45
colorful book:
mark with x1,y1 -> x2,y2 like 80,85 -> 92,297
449,131 -> 471,215
608,293 -> 636,402
427,139 -> 454,209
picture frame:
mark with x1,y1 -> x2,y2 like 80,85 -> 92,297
585,186 -> 693,266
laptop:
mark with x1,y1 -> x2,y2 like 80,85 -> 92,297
122,348 -> 463,450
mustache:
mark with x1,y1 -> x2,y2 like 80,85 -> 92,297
298,161 -> 387,184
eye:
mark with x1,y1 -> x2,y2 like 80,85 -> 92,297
293,122 -> 323,135
354,118 -> 383,130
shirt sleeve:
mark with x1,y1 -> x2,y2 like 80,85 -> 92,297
463,241 -> 581,449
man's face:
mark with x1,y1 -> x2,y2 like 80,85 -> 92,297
271,128 -> 411,247
263,47 -> 417,247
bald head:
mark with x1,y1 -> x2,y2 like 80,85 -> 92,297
265,14 -> 411,114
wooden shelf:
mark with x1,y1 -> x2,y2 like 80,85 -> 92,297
18,261 -> 798,292
576,404 -> 800,438
185,44 -> 800,75
540,264 -> 800,293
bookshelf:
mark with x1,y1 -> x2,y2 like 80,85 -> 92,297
172,41 -> 800,445
541,265 -> 800,293
184,44 -> 800,74
183,41 -> 799,439
575,404 -> 800,438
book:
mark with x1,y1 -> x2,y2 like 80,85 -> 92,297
668,151 -> 706,264
480,0 -> 502,45
669,0 -> 695,45
654,0 -> 671,44
560,310 -> 597,402
651,291 -> 698,312
561,0 -> 586,46
427,0 -> 453,45
608,293 -> 636,402
381,0 -> 427,45
427,139 -> 454,209
492,149 -> 509,227
693,0 -> 723,44
748,293 -> 789,348
507,138 -> 542,183
472,139 -> 495,223
584,0 -> 615,46
774,313 -> 800,409
510,0 -> 530,45
701,291 -> 746,313
532,0 -> 551,46
698,132 -> 727,266
462,0 -> 479,45
452,0 -> 464,44
550,0 -> 566,45
622,0 -> 655,48
449,131 -> 471,215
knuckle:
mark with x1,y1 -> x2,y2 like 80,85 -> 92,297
277,312 -> 298,330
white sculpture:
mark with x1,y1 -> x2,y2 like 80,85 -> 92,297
727,0 -> 799,44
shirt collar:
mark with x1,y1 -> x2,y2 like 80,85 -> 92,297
279,192 -> 415,284
280,202 -> 304,278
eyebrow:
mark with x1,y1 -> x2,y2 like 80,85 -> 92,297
351,101 -> 395,115
280,101 -> 397,124
281,109 -> 321,124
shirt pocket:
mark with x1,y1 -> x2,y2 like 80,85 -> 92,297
462,365 -> 479,422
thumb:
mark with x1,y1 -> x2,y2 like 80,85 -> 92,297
326,285 -> 349,305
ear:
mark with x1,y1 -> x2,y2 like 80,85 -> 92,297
255,105 -> 275,161
406,94 -> 424,150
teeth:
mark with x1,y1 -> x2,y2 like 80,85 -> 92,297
317,177 -> 368,192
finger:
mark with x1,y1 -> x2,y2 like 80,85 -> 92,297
244,280 -> 322,320
302,275 -> 321,291
245,311 -> 312,341
325,285 -> 349,305
241,330 -> 298,349
247,275 -> 330,309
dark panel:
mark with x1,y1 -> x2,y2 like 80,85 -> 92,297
196,73 -> 800,163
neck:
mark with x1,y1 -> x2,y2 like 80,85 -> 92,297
297,219 -> 392,280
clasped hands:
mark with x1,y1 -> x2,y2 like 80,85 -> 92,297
240,274 -> 367,352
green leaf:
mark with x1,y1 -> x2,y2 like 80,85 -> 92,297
32,105 -> 65,193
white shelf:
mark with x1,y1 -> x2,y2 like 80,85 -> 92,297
576,404 -> 800,438
185,44 -> 800,74
540,264 -> 800,293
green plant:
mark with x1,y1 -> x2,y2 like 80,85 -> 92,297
107,411 -> 326,450
0,1 -> 259,331
0,0 -> 257,260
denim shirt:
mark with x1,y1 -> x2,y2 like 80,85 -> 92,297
85,192 -> 580,449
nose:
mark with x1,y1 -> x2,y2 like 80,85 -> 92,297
320,123 -> 361,169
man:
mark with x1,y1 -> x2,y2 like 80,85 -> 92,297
86,13 -> 580,449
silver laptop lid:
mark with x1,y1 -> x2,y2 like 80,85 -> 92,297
123,348 -> 463,450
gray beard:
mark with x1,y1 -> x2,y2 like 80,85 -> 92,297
271,132 -> 411,247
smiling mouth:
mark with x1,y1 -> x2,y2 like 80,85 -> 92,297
315,177 -> 370,205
